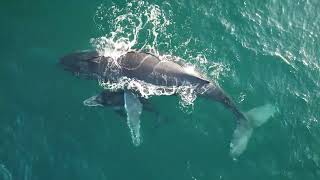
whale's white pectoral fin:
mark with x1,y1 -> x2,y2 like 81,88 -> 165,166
124,91 -> 143,146
83,95 -> 104,107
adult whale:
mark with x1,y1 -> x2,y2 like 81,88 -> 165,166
60,50 -> 276,157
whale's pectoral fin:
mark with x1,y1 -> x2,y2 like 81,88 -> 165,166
83,94 -> 104,107
124,91 -> 143,146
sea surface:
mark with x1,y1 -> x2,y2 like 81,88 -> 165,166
1,0 -> 319,179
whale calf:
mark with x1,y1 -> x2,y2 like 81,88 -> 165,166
84,90 -> 165,121
60,50 -> 276,157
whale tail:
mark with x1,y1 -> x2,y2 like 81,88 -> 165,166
201,84 -> 277,157
230,104 -> 277,157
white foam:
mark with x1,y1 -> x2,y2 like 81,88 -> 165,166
92,1 -> 228,107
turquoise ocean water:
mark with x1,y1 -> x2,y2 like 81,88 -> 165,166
1,0 -> 319,179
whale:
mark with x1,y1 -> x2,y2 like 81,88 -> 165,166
83,90 -> 165,122
60,50 -> 276,157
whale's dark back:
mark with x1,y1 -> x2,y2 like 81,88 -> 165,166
60,50 -> 211,87
118,52 -> 210,87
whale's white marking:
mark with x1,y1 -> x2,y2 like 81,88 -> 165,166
124,91 -> 143,146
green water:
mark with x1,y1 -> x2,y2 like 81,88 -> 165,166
1,0 -> 319,179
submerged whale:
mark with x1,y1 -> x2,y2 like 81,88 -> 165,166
83,90 -> 165,122
60,50 -> 276,157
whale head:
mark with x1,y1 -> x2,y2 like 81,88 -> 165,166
60,51 -> 110,79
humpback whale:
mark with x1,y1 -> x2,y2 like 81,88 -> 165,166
83,90 -> 164,121
60,50 -> 276,157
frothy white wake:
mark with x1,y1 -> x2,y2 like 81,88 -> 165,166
99,76 -> 199,107
91,1 -> 213,107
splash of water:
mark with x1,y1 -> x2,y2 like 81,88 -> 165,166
91,1 -> 227,107
92,1 -> 172,58
99,76 -> 199,108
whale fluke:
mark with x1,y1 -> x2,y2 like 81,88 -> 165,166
230,104 -> 277,157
